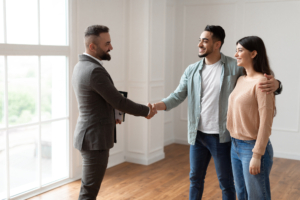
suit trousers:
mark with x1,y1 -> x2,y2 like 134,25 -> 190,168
78,149 -> 110,200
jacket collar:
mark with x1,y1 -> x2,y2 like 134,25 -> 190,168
220,52 -> 226,64
78,54 -> 103,67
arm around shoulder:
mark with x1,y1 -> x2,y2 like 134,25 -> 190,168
274,79 -> 282,95
259,74 -> 282,95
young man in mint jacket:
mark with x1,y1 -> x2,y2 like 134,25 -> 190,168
153,25 -> 282,200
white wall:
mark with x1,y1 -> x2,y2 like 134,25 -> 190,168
125,0 -> 165,165
164,0 -> 176,146
170,0 -> 300,160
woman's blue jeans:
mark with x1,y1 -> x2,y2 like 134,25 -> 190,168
189,131 -> 235,200
231,138 -> 273,200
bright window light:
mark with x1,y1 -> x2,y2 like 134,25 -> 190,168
40,0 -> 67,45
41,56 -> 67,120
6,0 -> 38,44
0,131 -> 5,200
9,126 -> 39,196
41,120 -> 68,185
1,1 -> 70,198
0,0 -> 4,43
7,56 -> 38,126
0,56 -> 4,128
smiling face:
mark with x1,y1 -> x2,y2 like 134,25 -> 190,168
198,31 -> 221,58
92,32 -> 113,60
198,31 -> 214,58
234,43 -> 256,67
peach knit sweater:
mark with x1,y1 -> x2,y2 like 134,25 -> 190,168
227,76 -> 275,158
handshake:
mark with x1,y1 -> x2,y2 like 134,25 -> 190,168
116,102 -> 166,124
145,102 -> 166,119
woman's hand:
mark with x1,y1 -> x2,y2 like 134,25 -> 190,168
249,157 -> 261,175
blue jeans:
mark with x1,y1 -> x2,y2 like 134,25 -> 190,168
231,138 -> 273,200
189,131 -> 235,200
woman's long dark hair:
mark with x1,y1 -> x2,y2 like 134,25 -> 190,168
236,36 -> 276,116
237,36 -> 274,76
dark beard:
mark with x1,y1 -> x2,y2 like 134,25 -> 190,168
95,48 -> 111,61
198,53 -> 209,58
100,52 -> 111,61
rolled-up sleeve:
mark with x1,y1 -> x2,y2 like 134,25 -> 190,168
162,66 -> 189,111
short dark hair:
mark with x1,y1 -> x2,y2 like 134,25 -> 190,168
84,25 -> 109,37
204,25 -> 225,49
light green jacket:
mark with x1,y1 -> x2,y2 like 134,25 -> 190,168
162,53 -> 243,144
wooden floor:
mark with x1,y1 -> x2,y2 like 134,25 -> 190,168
28,144 -> 300,200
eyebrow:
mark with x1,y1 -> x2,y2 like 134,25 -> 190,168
199,38 -> 209,41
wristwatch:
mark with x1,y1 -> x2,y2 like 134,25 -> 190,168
274,80 -> 282,95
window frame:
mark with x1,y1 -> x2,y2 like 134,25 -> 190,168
0,0 -> 79,199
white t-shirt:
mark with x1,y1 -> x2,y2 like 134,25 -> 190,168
198,59 -> 222,134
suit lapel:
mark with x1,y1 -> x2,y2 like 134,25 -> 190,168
78,54 -> 114,85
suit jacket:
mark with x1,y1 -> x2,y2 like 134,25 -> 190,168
72,55 -> 149,150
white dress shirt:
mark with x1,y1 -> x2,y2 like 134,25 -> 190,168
83,52 -> 104,66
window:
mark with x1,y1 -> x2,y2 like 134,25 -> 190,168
0,0 -> 69,199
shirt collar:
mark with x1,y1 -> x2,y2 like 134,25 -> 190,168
198,52 -> 226,70
83,53 -> 104,66
220,53 -> 226,64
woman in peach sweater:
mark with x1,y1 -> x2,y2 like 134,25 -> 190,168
227,36 -> 275,200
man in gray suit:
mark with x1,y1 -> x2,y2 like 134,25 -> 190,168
72,25 -> 156,200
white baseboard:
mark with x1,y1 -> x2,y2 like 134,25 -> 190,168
174,138 -> 189,145
274,151 -> 300,161
125,152 -> 165,165
107,151 -> 125,168
148,152 -> 165,165
164,138 -> 175,146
